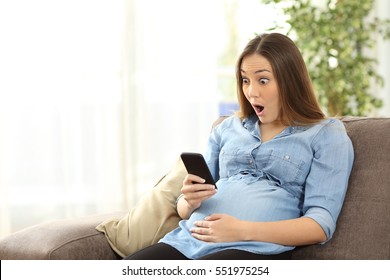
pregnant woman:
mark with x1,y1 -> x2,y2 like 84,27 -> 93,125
125,33 -> 354,260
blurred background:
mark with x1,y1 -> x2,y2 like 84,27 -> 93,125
0,0 -> 389,239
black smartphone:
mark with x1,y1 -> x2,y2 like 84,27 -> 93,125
180,152 -> 217,189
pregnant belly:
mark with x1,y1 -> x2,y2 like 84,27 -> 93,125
187,178 -> 302,225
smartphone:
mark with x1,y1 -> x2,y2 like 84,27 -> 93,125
180,152 -> 217,189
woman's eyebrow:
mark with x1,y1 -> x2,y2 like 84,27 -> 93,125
240,68 -> 272,74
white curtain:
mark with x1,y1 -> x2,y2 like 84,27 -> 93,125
0,0 -> 127,238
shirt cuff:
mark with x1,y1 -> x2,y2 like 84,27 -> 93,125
304,207 -> 336,243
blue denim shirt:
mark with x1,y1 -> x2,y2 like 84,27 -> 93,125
160,114 -> 354,259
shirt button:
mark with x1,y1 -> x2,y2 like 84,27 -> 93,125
284,155 -> 290,160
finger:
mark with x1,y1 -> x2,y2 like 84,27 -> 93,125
193,221 -> 207,229
182,184 -> 216,196
193,220 -> 211,228
204,213 -> 224,221
184,174 -> 205,185
190,226 -> 209,234
191,232 -> 214,243
192,191 -> 216,201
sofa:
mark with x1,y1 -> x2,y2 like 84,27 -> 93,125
0,116 -> 389,260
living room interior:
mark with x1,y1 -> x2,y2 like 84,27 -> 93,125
0,0 -> 389,264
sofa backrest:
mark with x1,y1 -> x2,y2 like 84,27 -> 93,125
293,117 -> 390,259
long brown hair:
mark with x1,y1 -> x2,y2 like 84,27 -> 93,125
236,33 -> 325,126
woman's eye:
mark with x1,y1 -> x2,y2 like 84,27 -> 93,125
259,78 -> 269,84
242,78 -> 249,84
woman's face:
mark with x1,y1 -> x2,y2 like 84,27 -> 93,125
240,53 -> 281,126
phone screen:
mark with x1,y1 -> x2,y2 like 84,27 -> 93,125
180,152 -> 216,188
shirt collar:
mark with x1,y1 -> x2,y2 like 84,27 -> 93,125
242,114 -> 306,138
242,114 -> 258,130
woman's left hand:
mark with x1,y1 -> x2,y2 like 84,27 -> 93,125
190,214 -> 246,243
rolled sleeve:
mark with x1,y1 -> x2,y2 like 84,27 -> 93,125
305,207 -> 336,242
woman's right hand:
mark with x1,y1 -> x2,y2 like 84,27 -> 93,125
177,174 -> 217,219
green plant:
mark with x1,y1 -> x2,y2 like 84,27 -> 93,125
262,0 -> 390,116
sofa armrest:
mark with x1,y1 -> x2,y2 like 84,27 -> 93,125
0,212 -> 126,260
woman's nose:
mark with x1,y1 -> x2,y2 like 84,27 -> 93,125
247,85 -> 259,99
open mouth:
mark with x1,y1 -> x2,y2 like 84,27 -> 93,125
254,105 -> 264,114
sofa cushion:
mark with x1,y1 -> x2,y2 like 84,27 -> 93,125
96,157 -> 186,258
292,117 -> 390,259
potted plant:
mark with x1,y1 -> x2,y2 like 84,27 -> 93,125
262,0 -> 390,116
